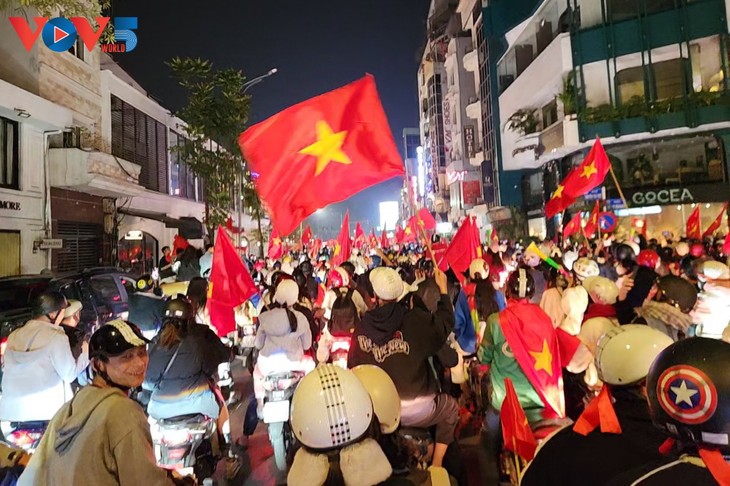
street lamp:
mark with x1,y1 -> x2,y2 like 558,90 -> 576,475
237,68 -> 278,257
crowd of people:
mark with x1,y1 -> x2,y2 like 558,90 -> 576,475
3,228 -> 730,485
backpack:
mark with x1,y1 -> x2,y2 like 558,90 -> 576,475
330,288 -> 359,336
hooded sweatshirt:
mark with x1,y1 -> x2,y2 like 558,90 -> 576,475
255,307 -> 312,375
0,319 -> 89,421
347,295 -> 454,400
18,386 -> 175,486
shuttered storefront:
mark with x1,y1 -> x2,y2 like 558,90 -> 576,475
0,231 -> 20,277
55,221 -> 103,273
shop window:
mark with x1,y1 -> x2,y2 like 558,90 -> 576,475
0,231 -> 20,277
117,231 -> 157,275
0,117 -> 19,190
616,66 -> 646,104
654,59 -> 688,100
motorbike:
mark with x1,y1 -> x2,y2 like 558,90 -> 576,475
500,418 -> 571,485
262,370 -> 305,472
149,413 -> 220,481
0,421 -> 48,453
237,317 -> 258,375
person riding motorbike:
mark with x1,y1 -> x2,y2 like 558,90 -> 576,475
127,274 -> 166,340
60,299 -> 87,360
143,297 -> 232,449
608,338 -> 730,485
632,275 -> 698,341
18,320 -> 193,486
347,266 -> 458,469
252,279 -> 313,414
521,325 -> 673,485
0,291 -> 89,425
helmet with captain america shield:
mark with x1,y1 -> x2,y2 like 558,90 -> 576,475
647,338 -> 730,452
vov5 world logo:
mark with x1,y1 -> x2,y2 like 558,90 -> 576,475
9,17 -> 137,53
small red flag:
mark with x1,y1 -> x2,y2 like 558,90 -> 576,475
403,217 -> 418,243
545,137 -> 611,218
208,227 -> 257,336
333,211 -> 351,266
490,227 -> 499,245
309,238 -> 322,260
173,234 -> 189,256
573,385 -> 622,436
686,206 -> 701,239
354,222 -> 365,249
301,225 -> 313,247
416,207 -> 437,231
239,75 -> 405,235
702,203 -> 728,238
267,229 -> 283,260
395,224 -> 405,245
563,212 -> 583,238
444,218 -> 479,278
368,229 -> 378,248
380,230 -> 389,249
501,378 -> 538,461
583,201 -> 601,237
471,217 -> 483,259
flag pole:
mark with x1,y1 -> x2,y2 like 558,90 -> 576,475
418,223 -> 437,263
608,166 -> 629,209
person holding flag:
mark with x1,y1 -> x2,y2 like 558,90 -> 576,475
478,268 -> 572,479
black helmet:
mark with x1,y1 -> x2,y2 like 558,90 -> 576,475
31,291 -> 67,318
299,260 -> 314,276
340,261 -> 356,279
655,275 -> 698,313
89,319 -> 148,360
163,296 -> 193,320
506,268 -> 535,300
292,268 -> 307,290
647,338 -> 730,452
271,271 -> 293,291
613,243 -> 636,264
417,258 -> 435,273
136,274 -> 154,292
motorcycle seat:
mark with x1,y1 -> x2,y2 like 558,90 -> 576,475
158,413 -> 209,425
6,421 -> 49,429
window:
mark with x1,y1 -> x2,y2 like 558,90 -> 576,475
0,117 -> 19,190
616,59 -> 689,104
607,0 -> 676,23
616,66 -> 646,104
89,275 -> 121,303
110,95 -> 168,193
68,37 -> 84,62
542,100 -> 559,128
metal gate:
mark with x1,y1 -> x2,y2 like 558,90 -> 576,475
56,221 -> 103,273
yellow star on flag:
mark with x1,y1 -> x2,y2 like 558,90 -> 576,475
529,340 -> 553,376
298,120 -> 352,176
552,184 -> 564,199
581,161 -> 597,179
334,242 -> 341,256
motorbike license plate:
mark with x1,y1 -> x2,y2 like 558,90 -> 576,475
242,336 -> 256,348
262,400 -> 290,424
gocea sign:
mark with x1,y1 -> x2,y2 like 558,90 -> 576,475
631,188 -> 693,206
9,17 -> 137,53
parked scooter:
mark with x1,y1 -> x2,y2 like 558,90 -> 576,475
149,413 -> 220,481
262,370 -> 305,472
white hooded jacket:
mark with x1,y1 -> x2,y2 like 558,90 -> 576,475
0,319 -> 89,421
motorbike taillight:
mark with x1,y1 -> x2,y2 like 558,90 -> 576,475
243,325 -> 256,336
331,338 -> 351,353
0,337 -> 8,359
161,430 -> 192,446
8,430 -> 42,448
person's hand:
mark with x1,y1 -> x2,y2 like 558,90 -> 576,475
434,267 -> 448,295
151,267 -> 160,281
618,277 -> 634,301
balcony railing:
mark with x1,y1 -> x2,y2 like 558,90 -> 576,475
540,120 -> 564,154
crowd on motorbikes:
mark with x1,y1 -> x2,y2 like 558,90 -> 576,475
3,229 -> 730,486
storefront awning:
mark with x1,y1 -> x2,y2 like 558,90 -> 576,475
118,208 -> 204,240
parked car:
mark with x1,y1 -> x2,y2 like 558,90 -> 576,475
0,267 -> 139,375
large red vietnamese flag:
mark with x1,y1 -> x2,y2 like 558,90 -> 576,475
208,227 -> 258,336
545,137 -> 611,218
239,75 -> 404,235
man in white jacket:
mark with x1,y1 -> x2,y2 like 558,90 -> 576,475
0,291 -> 89,426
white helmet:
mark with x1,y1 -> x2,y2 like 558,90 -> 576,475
351,365 -> 400,434
273,279 -> 299,307
290,364 -> 373,450
563,250 -> 579,271
675,241 -> 689,257
468,258 -> 489,281
573,257 -> 599,280
582,276 -> 619,305
595,325 -> 673,386
369,267 -> 404,301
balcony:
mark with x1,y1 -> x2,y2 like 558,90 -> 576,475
466,97 -> 481,120
512,133 -> 541,167
463,48 -> 479,73
49,148 -> 144,198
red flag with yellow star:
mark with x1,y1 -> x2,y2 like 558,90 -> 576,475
702,203 -> 728,238
686,206 -> 701,239
545,137 -> 610,218
333,210 -> 351,266
267,229 -> 283,260
354,222 -> 366,249
239,75 -> 405,235
395,224 -> 405,244
301,225 -> 313,247
583,201 -> 601,237
499,302 -> 565,418
562,211 -> 583,238
501,378 -> 538,461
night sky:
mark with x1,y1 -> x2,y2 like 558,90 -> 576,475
112,0 -> 432,238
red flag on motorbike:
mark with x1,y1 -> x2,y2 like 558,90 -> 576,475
208,227 -> 257,336
333,211 -> 351,266
573,385 -> 622,436
501,378 -> 538,461
301,225 -> 313,247
498,301 -> 565,418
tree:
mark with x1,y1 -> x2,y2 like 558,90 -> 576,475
242,167 -> 266,258
168,57 -> 251,241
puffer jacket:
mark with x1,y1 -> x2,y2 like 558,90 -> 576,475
255,307 -> 312,364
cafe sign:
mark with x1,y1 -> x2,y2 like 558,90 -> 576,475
618,183 -> 730,207
631,188 -> 693,206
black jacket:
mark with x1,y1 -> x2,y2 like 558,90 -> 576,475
127,293 -> 165,332
144,323 -> 229,397
521,389 -> 669,486
347,294 -> 454,400
615,267 -> 658,324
